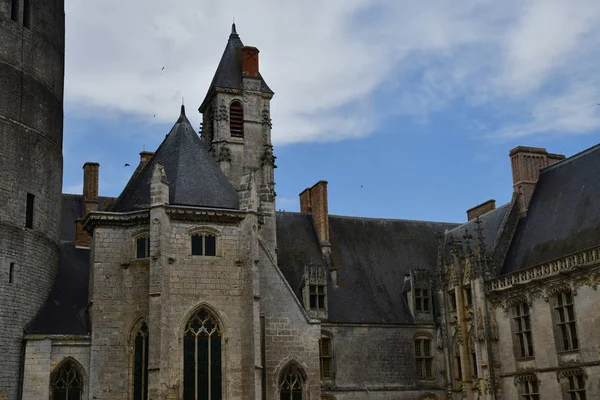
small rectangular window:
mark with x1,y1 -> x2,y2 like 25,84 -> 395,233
191,235 -> 203,256
449,290 -> 457,311
23,0 -> 30,28
11,0 -> 19,22
136,236 -> 150,258
9,263 -> 15,283
205,235 -> 216,256
465,287 -> 473,307
25,193 -> 34,228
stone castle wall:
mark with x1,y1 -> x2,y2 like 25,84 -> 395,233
0,1 -> 64,398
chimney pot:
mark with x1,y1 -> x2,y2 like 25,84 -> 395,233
241,46 -> 260,77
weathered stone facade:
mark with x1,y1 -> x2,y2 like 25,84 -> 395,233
0,1 -> 64,399
3,5 -> 600,400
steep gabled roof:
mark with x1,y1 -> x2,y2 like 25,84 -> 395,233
109,106 -> 239,211
276,212 -> 458,324
502,144 -> 600,273
200,24 -> 273,112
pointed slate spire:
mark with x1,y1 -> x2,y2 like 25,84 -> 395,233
200,23 -> 273,111
176,104 -> 187,123
110,107 -> 240,211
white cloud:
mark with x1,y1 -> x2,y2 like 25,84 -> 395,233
64,0 -> 600,144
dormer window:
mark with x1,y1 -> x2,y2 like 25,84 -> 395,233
309,285 -> 326,310
191,234 -> 217,256
230,101 -> 244,138
136,235 -> 150,259
415,288 -> 430,313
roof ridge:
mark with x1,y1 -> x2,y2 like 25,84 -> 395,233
329,213 -> 458,225
541,142 -> 600,174
446,202 -> 511,234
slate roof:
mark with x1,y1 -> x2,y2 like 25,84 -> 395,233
25,243 -> 90,335
200,24 -> 273,112
502,144 -> 600,274
445,203 -> 511,258
60,194 -> 112,242
276,212 -> 458,324
109,106 -> 240,212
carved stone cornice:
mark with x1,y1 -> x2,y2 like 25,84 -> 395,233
165,206 -> 246,224
83,210 -> 150,230
487,245 -> 600,295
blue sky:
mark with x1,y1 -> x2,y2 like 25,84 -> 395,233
62,0 -> 600,223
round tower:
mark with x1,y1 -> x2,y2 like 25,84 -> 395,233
0,1 -> 64,398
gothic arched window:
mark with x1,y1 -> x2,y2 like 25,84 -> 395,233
133,322 -> 149,400
183,308 -> 222,400
279,363 -> 305,400
50,360 -> 83,400
229,101 -> 244,138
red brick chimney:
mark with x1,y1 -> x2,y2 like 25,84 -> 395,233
76,162 -> 99,247
299,181 -> 330,254
241,46 -> 259,77
467,199 -> 496,221
510,146 -> 565,214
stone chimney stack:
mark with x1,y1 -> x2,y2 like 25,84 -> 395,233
299,181 -> 330,254
510,146 -> 565,214
83,162 -> 99,215
241,46 -> 259,77
77,162 -> 100,247
467,200 -> 496,221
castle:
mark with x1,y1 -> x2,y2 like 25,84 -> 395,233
1,2 -> 600,400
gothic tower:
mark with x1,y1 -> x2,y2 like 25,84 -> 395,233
0,1 -> 65,398
199,23 -> 277,252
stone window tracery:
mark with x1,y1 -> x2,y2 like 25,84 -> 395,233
183,308 -> 222,400
50,360 -> 83,400
279,363 -> 305,400
133,322 -> 149,400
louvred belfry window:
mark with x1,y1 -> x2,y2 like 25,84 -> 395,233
230,101 -> 244,138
